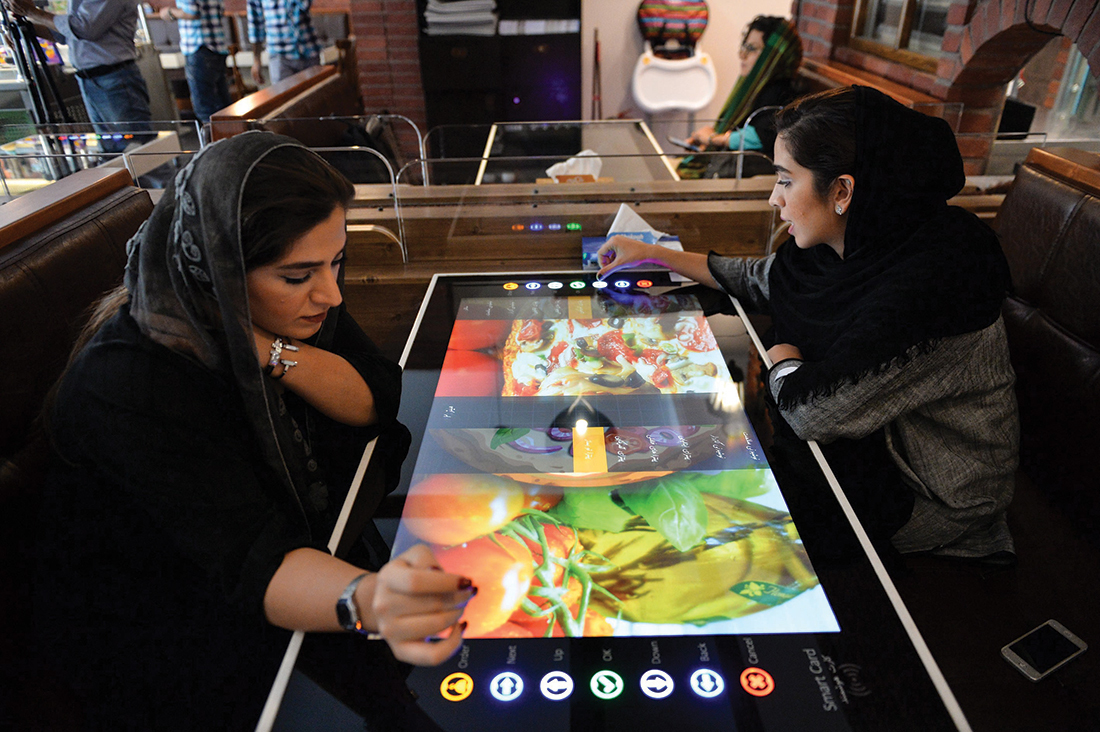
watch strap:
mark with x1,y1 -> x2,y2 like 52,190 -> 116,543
335,572 -> 370,633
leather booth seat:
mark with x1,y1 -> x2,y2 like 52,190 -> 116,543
0,167 -> 153,727
893,147 -> 1100,731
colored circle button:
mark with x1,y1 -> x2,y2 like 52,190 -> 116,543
490,672 -> 524,701
503,282 -> 519,290
540,671 -> 574,701
590,670 -> 624,699
690,669 -> 725,698
639,669 -> 674,699
440,672 -> 473,702
739,667 -> 775,697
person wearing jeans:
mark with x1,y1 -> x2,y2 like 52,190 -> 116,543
161,0 -> 232,124
4,0 -> 154,154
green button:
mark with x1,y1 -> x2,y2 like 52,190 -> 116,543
590,670 -> 624,699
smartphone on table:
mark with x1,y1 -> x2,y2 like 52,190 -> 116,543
1000,619 -> 1087,681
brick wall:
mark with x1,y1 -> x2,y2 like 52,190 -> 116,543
792,0 -> 1100,173
348,0 -> 426,165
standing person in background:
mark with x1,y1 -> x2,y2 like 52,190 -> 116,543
159,0 -> 232,124
3,0 -> 154,154
680,15 -> 802,179
247,0 -> 320,86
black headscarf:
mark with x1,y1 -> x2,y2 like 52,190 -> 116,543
124,131 -> 347,536
768,86 -> 1011,406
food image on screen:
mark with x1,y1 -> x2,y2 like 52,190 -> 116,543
428,425 -> 765,478
502,314 -> 731,396
392,468 -> 837,640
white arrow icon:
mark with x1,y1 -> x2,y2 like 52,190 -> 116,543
690,669 -> 725,698
640,669 -> 674,699
490,672 -> 523,702
540,672 -> 574,701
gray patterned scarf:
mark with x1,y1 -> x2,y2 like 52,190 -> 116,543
124,131 -> 339,535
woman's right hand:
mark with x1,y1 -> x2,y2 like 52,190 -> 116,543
687,125 -> 716,148
596,235 -> 663,280
371,544 -> 474,666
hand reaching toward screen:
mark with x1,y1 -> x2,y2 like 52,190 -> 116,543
371,544 -> 473,666
595,235 -> 664,280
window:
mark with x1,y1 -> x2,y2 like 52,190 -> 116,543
852,0 -> 949,72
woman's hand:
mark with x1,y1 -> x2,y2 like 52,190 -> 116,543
687,125 -> 716,149
371,544 -> 474,666
595,235 -> 662,280
766,343 -> 803,364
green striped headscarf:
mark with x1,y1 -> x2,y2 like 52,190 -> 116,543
714,17 -> 802,134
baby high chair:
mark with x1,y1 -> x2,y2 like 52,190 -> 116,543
631,0 -> 715,127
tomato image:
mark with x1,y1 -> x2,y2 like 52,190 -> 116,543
447,320 -> 512,351
511,604 -> 614,638
403,473 -> 526,546
493,622 -> 535,638
436,535 -> 534,637
515,319 -> 545,342
521,484 -> 563,512
519,524 -> 577,580
434,349 -> 501,396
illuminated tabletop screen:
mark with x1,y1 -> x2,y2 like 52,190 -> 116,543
267,272 -> 965,732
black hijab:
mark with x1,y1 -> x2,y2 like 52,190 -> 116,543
768,86 -> 1011,406
124,131 -> 346,536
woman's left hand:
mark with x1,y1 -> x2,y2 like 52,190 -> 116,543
767,343 -> 803,364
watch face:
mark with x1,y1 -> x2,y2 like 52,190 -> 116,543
336,598 -> 357,630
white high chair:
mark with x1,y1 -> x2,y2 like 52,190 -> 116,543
631,42 -> 717,126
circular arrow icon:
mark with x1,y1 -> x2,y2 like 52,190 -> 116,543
639,669 -> 674,699
690,669 -> 726,699
540,671 -> 574,701
489,672 -> 524,702
590,670 -> 624,700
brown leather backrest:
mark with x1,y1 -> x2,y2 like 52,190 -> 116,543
993,147 -> 1100,522
0,169 -> 153,496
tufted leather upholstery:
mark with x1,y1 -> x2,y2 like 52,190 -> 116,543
994,147 -> 1100,545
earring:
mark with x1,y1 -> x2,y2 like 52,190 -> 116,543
835,205 -> 844,215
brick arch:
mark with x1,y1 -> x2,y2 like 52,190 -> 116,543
934,0 -> 1099,171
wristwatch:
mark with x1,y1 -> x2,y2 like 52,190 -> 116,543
335,573 -> 370,633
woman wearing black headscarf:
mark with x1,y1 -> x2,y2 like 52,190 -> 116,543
596,86 -> 1018,561
32,132 -> 471,729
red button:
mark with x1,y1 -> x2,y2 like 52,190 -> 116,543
636,279 -> 653,288
739,667 -> 775,697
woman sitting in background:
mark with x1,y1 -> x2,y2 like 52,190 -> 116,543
601,87 -> 1018,561
680,15 -> 803,178
32,132 -> 471,729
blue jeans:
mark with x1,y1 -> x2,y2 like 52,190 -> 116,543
76,61 -> 155,154
268,54 -> 320,84
185,45 -> 231,123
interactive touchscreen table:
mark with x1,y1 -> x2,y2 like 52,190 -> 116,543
262,271 -> 971,732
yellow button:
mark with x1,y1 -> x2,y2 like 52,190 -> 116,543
441,672 -> 474,702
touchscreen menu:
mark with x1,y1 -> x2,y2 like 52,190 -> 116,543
299,273 -> 966,732
391,283 -> 839,642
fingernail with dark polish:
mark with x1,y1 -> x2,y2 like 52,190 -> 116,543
469,586 -> 478,596
457,577 -> 473,589
459,621 -> 468,632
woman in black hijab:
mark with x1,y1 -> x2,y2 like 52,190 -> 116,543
33,132 -> 472,729
596,86 -> 1018,561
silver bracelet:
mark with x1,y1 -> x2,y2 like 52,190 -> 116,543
265,336 -> 299,378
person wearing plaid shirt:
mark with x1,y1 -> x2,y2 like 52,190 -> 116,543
246,0 -> 321,85
161,0 -> 231,123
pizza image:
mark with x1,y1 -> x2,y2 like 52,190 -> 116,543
501,314 -> 732,396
